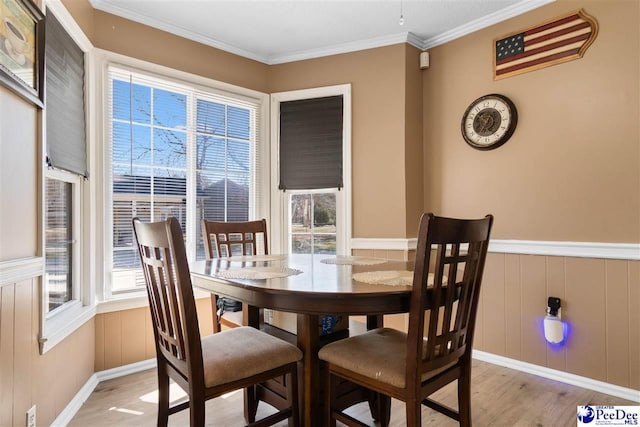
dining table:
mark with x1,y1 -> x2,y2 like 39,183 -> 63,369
190,253 -> 415,427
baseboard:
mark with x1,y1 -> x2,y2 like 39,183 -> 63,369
473,350 -> 640,403
96,358 -> 157,382
52,359 -> 156,426
51,374 -> 99,427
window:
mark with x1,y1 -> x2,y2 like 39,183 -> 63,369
106,66 -> 264,295
44,7 -> 85,315
44,174 -> 78,312
39,2 -> 95,354
271,85 -> 351,255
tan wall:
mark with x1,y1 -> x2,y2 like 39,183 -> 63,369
94,298 -> 213,371
423,0 -> 639,243
268,45 -> 417,238
422,0 -> 639,391
0,279 -> 94,427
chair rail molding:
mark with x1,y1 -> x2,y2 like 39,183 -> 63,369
351,238 -> 640,260
0,256 -> 44,287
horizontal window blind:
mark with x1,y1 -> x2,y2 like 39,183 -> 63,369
107,65 -> 262,292
279,95 -> 343,190
45,10 -> 87,177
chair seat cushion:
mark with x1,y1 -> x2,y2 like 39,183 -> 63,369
318,328 -> 455,389
201,326 -> 302,387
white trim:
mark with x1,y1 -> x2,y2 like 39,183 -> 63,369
43,0 -> 94,51
0,257 -> 44,287
51,359 -> 156,427
89,0 -> 265,63
88,0 -> 554,65
269,32 -> 421,65
95,358 -> 156,382
40,305 -> 96,354
473,350 -> 640,403
422,0 -> 555,49
51,374 -> 99,427
350,238 -> 640,260
96,291 -> 211,314
351,238 -> 417,252
489,240 -> 640,260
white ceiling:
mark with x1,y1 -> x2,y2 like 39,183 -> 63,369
89,0 -> 554,65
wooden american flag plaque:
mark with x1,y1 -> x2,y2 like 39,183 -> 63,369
494,9 -> 598,80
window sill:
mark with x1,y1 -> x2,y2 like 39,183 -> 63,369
40,302 -> 96,354
96,289 -> 211,314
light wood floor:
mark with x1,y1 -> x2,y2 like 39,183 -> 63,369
69,359 -> 635,426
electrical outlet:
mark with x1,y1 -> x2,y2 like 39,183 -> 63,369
26,405 -> 36,427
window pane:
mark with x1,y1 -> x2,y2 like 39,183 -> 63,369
196,99 -> 225,135
227,139 -> 250,174
112,122 -> 151,166
290,192 -> 336,254
113,80 -> 150,124
313,193 -> 336,232
196,135 -> 225,171
153,89 -> 186,128
228,106 -> 250,140
154,128 -> 186,168
291,194 -> 311,233
45,178 -> 72,312
292,235 -> 311,254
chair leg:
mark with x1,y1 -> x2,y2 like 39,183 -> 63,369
288,368 -> 300,427
156,364 -> 170,427
244,385 -> 258,423
367,391 -> 391,427
406,399 -> 422,427
324,368 -> 337,427
458,364 -> 472,427
189,396 -> 206,427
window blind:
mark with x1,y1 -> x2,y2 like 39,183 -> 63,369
107,65 -> 262,292
45,11 -> 87,177
279,95 -> 343,190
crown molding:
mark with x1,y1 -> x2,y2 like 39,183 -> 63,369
89,0 -> 267,63
89,0 -> 555,65
422,0 -> 555,49
267,32 -> 420,65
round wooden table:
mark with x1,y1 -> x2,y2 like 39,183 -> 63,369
190,254 -> 414,427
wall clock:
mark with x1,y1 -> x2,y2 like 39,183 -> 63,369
461,94 -> 518,150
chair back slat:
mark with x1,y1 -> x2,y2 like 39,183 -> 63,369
133,217 -> 204,379
201,219 -> 268,258
407,213 -> 493,389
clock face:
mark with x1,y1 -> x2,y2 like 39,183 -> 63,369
461,94 -> 517,150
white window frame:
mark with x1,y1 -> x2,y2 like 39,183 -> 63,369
270,84 -> 352,255
96,49 -> 270,307
39,0 -> 96,354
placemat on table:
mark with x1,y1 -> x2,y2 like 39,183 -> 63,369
320,255 -> 387,265
216,266 -> 302,280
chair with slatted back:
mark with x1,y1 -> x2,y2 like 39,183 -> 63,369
201,219 -> 269,332
133,217 -> 301,427
319,213 -> 493,427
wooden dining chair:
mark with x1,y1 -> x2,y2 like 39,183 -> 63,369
133,217 -> 301,427
201,218 -> 269,332
319,212 -> 493,427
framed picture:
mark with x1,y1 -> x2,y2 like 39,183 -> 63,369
0,0 -> 43,108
